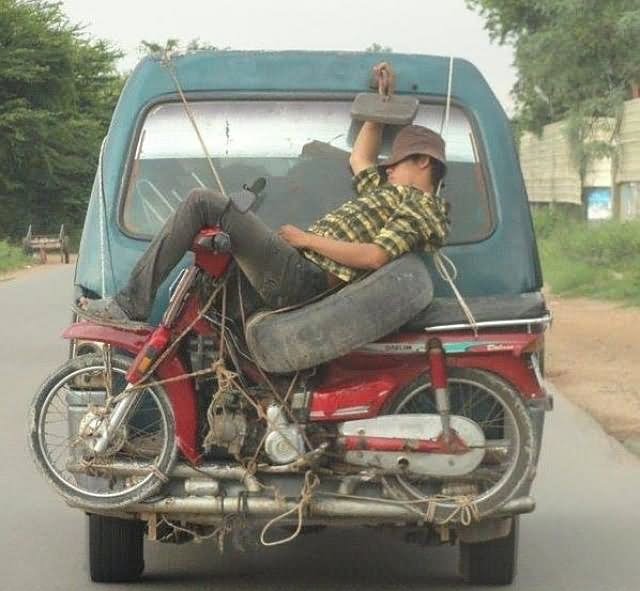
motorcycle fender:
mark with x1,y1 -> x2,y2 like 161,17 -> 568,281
62,323 -> 199,463
450,353 -> 543,400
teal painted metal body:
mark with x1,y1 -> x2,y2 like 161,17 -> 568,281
75,50 -> 542,324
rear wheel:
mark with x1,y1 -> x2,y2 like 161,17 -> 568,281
88,514 -> 145,582
459,517 -> 519,585
385,368 -> 535,523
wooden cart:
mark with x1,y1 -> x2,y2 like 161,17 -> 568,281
23,225 -> 70,264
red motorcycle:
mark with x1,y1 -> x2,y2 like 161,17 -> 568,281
30,218 -> 550,584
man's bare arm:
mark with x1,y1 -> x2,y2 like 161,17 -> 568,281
278,225 -> 389,270
349,121 -> 383,176
349,62 -> 395,175
306,233 -> 389,270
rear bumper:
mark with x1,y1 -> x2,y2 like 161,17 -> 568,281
68,459 -> 537,528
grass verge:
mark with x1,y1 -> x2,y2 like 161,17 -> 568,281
533,209 -> 640,306
0,240 -> 31,275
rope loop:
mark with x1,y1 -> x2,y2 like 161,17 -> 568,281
373,62 -> 395,100
434,251 -> 478,336
259,471 -> 320,547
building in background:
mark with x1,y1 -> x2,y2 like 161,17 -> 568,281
616,99 -> 640,220
519,98 -> 640,221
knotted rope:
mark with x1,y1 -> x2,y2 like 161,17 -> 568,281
259,471 -> 321,547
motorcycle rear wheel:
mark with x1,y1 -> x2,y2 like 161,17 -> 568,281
384,368 -> 535,523
29,353 -> 177,509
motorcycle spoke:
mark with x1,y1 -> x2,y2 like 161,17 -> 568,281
476,415 -> 507,431
41,417 -> 67,425
49,441 -> 76,469
462,389 -> 492,415
102,345 -> 114,401
391,374 -> 523,507
34,357 -> 175,503
48,397 -> 68,417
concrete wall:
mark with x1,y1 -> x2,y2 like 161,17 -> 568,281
519,122 -> 583,205
519,120 -> 617,205
617,98 -> 640,184
519,101 -> 640,220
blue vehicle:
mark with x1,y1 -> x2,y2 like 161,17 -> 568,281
35,51 -> 550,585
75,50 -> 543,316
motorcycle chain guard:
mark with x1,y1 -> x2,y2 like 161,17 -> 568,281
338,414 -> 485,477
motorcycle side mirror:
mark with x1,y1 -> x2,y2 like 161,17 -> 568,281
247,177 -> 266,196
230,176 -> 267,213
351,93 -> 419,126
228,189 -> 256,214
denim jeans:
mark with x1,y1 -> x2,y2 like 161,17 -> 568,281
116,189 -> 329,321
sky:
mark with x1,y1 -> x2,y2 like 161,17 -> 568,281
59,0 -> 516,112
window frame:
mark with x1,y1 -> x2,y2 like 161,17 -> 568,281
117,92 -> 497,244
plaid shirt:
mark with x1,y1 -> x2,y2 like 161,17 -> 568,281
303,165 -> 449,283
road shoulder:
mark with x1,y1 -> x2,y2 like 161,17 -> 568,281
546,295 -> 640,456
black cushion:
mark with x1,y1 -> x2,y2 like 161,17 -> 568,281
402,292 -> 548,331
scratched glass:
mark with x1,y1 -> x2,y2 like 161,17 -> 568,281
122,100 -> 492,243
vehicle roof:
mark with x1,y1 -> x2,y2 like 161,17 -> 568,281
77,50 -> 542,314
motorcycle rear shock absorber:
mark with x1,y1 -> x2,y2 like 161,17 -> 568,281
428,338 -> 452,443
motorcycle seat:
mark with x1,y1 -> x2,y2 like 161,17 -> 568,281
401,291 -> 548,331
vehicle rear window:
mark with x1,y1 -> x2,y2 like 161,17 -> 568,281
121,100 -> 493,244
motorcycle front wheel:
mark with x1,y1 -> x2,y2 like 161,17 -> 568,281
29,353 -> 177,509
384,367 -> 535,523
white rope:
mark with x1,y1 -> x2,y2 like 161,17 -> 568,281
158,515 -> 234,545
434,57 -> 478,336
434,251 -> 478,336
316,488 -> 480,526
97,138 -> 108,297
259,471 -> 320,547
440,56 -> 455,140
161,54 -> 228,199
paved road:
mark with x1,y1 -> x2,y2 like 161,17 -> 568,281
2,265 -> 639,590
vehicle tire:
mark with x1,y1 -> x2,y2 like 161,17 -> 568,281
245,253 -> 433,373
88,514 -> 145,582
384,368 -> 535,522
29,353 -> 177,509
459,516 -> 519,585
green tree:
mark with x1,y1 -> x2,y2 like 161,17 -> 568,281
0,0 -> 124,239
365,43 -> 393,53
466,0 -> 640,134
139,38 -> 225,59
467,0 -> 640,215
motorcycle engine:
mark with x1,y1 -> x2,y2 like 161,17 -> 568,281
264,404 -> 305,464
204,390 -> 248,457
189,336 -> 309,464
204,396 -> 305,465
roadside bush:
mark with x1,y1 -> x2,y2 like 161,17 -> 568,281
533,210 -> 640,305
0,240 -> 30,274
532,207 -> 570,240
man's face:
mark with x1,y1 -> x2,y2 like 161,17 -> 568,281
384,155 -> 430,189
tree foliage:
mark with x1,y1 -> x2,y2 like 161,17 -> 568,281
467,0 -> 640,140
365,43 -> 393,53
0,0 -> 124,239
139,38 -> 225,58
